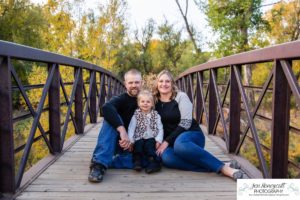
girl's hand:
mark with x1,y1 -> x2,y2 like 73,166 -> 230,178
155,142 -> 161,149
128,143 -> 133,152
156,141 -> 169,156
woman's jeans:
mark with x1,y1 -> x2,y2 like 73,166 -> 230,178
92,120 -> 133,169
161,130 -> 224,173
92,121 -> 224,172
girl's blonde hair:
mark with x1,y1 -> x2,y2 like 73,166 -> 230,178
153,70 -> 178,101
137,90 -> 155,108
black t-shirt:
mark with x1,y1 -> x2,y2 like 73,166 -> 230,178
155,93 -> 200,146
102,93 -> 138,130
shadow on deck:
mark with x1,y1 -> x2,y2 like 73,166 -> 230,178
15,121 -> 251,200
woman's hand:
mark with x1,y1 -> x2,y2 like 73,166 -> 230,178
156,141 -> 169,156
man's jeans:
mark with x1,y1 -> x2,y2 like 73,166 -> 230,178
161,130 -> 224,173
92,120 -> 133,169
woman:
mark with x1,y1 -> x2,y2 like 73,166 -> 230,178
154,70 -> 243,180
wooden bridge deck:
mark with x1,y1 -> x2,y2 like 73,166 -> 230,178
16,121 -> 239,200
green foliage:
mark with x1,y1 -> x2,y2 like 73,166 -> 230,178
158,20 -> 187,74
42,0 -> 76,55
265,0 -> 300,43
202,0 -> 269,56
177,41 -> 210,73
251,62 -> 273,86
0,0 -> 47,48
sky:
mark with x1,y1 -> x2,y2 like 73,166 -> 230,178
31,0 -> 279,50
31,0 -> 207,30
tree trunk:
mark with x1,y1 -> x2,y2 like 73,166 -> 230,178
175,0 -> 201,54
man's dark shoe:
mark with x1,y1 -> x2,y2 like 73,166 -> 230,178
88,162 -> 106,183
145,157 -> 161,174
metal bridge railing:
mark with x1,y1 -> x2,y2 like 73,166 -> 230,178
0,40 -> 125,194
176,40 -> 300,179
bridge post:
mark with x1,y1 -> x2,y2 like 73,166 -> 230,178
229,65 -> 241,153
75,68 -> 84,134
107,76 -> 112,100
49,64 -> 61,153
183,76 -> 188,93
0,57 -> 15,193
195,72 -> 203,123
187,74 -> 194,103
180,79 -> 183,90
208,69 -> 217,134
99,73 -> 106,116
113,78 -> 117,97
271,60 -> 290,178
90,71 -> 97,123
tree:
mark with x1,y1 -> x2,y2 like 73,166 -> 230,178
158,20 -> 187,75
265,0 -> 300,43
0,0 -> 49,109
0,0 -> 46,48
98,0 -> 128,70
79,0 -> 128,71
174,0 -> 202,54
199,0 -> 268,55
197,0 -> 269,105
264,0 -> 300,111
42,0 -> 76,56
133,19 -> 155,74
114,41 -> 140,77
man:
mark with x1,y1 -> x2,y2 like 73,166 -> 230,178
88,69 -> 142,183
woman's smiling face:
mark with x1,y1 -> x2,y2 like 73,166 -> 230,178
157,74 -> 172,95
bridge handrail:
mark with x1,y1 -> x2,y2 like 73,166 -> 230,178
0,40 -> 121,81
175,40 -> 300,179
0,40 -> 125,194
177,40 -> 300,78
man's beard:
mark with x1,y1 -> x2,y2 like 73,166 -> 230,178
128,88 -> 139,96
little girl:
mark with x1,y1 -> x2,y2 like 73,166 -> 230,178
128,90 -> 164,173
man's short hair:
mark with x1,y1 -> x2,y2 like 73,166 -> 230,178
124,69 -> 142,81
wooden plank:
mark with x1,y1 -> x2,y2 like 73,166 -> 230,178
16,121 -> 241,200
18,191 -> 236,200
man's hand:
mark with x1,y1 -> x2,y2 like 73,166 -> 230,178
156,141 -> 169,156
117,126 -> 131,150
155,142 -> 161,149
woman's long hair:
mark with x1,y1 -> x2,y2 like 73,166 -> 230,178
153,70 -> 178,102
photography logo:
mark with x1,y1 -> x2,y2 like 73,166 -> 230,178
237,179 -> 300,200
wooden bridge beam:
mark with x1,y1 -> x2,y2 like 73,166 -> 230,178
208,69 -> 217,134
0,57 -> 15,193
90,71 -> 97,123
229,65 -> 241,153
49,64 -> 61,153
195,72 -> 203,123
271,60 -> 290,178
75,68 -> 84,134
98,73 -> 106,116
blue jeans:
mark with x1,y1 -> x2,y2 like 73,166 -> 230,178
92,120 -> 133,169
161,130 -> 224,172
